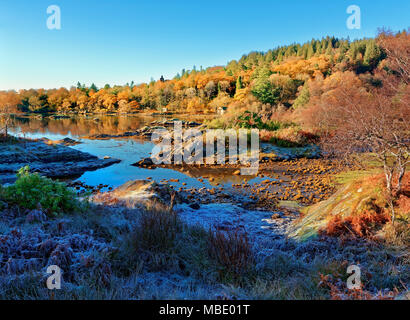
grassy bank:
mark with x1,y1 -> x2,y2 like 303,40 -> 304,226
0,169 -> 408,299
205,111 -> 318,147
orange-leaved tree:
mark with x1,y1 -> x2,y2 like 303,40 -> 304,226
0,91 -> 21,140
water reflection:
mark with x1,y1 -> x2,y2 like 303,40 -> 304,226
9,114 -> 159,139
7,114 -> 262,190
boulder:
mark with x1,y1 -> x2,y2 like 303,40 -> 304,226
93,179 -> 179,210
132,158 -> 154,168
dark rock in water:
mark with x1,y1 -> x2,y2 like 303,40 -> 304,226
83,133 -> 113,140
42,137 -> 81,146
48,115 -> 71,120
59,138 -> 80,146
132,157 -> 154,168
188,121 -> 201,127
271,213 -> 281,220
0,138 -> 120,183
189,203 -> 201,210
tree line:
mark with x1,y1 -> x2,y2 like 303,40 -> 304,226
0,34 -> 390,115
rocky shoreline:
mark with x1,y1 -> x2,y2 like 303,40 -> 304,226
0,133 -> 408,300
0,138 -> 120,184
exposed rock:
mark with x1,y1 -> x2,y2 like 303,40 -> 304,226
260,143 -> 321,161
288,174 -> 389,240
150,119 -> 201,128
189,203 -> 201,210
82,125 -> 169,140
132,157 -> 154,168
43,137 -> 81,146
48,115 -> 71,120
0,138 -> 120,183
93,179 -> 179,210
271,213 -> 281,219
82,133 -> 113,140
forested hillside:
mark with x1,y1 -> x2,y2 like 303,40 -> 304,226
0,34 -> 392,115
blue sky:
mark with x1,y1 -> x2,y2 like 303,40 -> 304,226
0,0 -> 409,90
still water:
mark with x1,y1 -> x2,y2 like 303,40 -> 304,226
9,114 -> 263,190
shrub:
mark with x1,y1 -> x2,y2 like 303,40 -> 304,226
235,111 -> 297,131
322,209 -> 390,238
383,219 -> 410,247
205,118 -> 227,129
235,112 -> 265,129
133,209 -> 181,253
318,273 -> 398,300
207,228 -> 254,281
2,166 -> 81,217
259,127 -> 318,147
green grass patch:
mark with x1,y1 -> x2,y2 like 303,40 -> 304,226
332,169 -> 379,186
278,200 -> 303,210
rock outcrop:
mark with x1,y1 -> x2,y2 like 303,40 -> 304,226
0,138 -> 120,183
92,179 -> 179,210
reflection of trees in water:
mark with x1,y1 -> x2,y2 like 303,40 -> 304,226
11,114 -> 212,137
11,115 -> 153,136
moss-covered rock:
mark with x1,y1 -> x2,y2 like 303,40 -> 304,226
288,173 -> 387,241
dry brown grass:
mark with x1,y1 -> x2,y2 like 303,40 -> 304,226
207,228 -> 254,280
323,209 -> 390,238
133,209 -> 181,252
318,273 -> 399,300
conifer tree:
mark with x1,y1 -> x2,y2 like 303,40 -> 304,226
236,76 -> 243,90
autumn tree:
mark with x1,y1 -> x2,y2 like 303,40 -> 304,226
0,91 -> 21,139
377,29 -> 410,84
313,31 -> 410,221
0,33 -> 401,119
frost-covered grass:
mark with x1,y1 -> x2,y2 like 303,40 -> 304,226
0,176 -> 408,300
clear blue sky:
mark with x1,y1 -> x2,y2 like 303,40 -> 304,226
0,0 -> 409,90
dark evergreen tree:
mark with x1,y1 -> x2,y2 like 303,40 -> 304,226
236,76 -> 243,90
